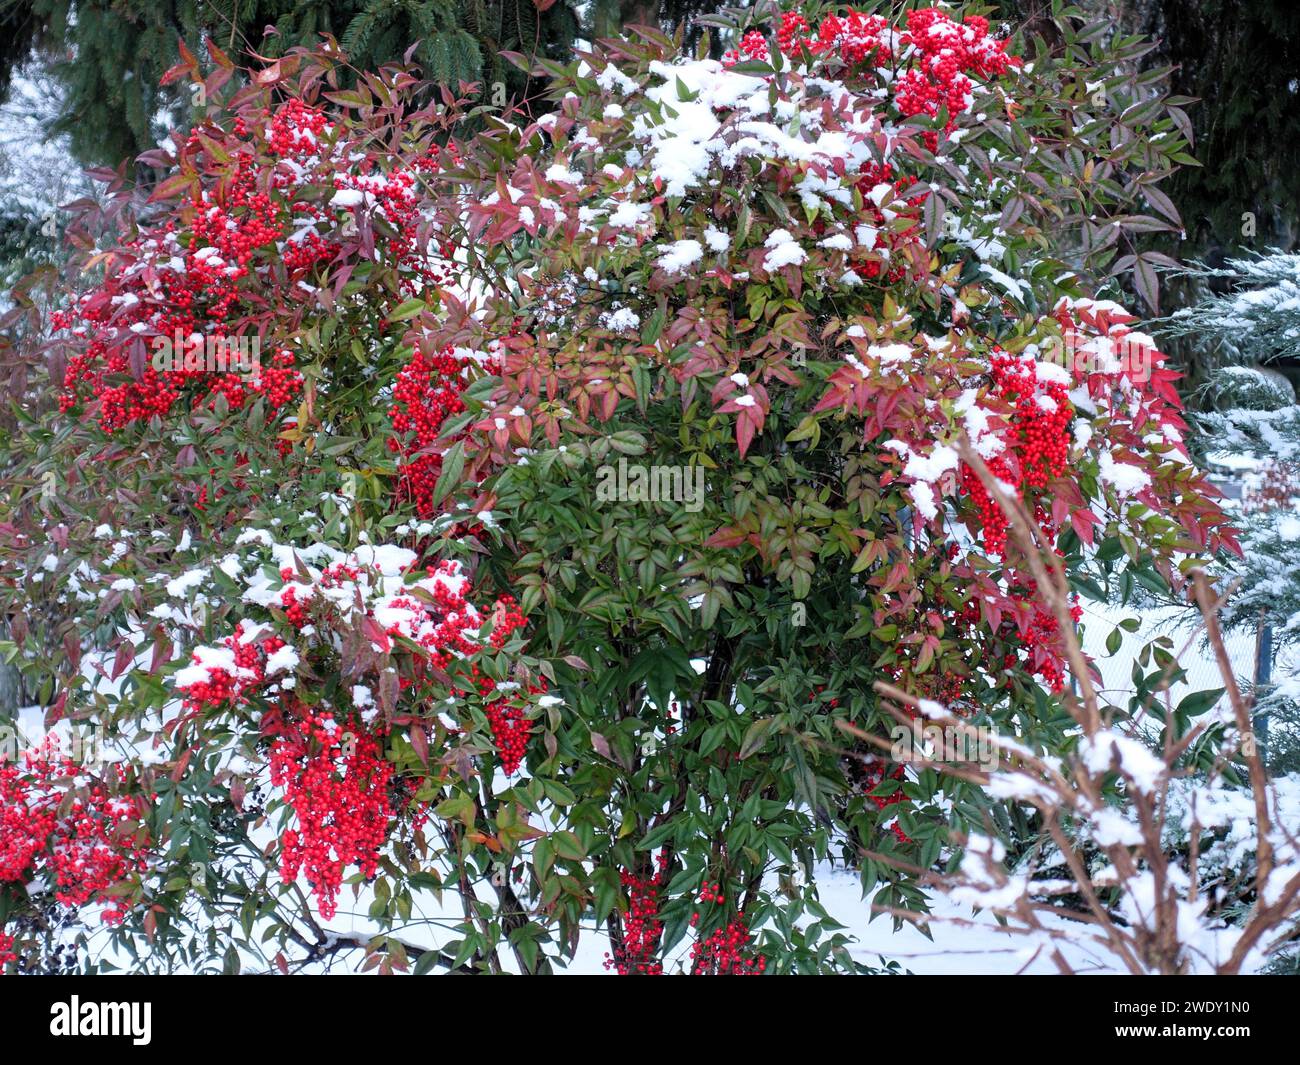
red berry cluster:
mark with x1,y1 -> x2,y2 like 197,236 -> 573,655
320,562 -> 360,586
54,138 -> 307,431
253,350 -> 304,412
279,585 -> 310,629
440,651 -> 542,776
960,349 -> 1073,557
422,590 -> 534,779
387,345 -> 474,517
1000,584 -> 1083,693
267,98 -> 329,157
776,11 -> 811,55
604,853 -> 669,975
267,703 -> 393,920
0,750 -> 151,924
723,7 -> 1018,149
0,755 -> 57,882
690,912 -> 766,975
894,10 -> 1018,140
722,30 -> 771,66
48,778 -> 151,921
334,169 -> 447,295
685,880 -> 768,975
55,92 -> 448,438
918,549 -> 1081,695
809,9 -> 892,66
180,550 -> 536,820
485,701 -> 529,775
858,174 -> 929,284
177,624 -> 287,713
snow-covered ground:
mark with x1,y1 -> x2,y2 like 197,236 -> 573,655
178,855 -> 1241,975
560,864 -> 1132,974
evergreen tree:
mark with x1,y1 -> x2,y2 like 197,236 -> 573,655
0,0 -> 591,165
1140,0 -> 1300,253
1165,251 -> 1300,770
0,0 -> 43,99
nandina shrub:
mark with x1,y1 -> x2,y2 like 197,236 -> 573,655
415,3 -> 1237,971
0,6 -> 1242,975
0,45 -> 571,973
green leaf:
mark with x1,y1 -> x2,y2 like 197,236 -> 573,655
552,831 -> 585,862
432,440 -> 466,507
739,716 -> 778,759
388,297 -> 427,322
641,306 -> 666,345
1177,687 -> 1225,718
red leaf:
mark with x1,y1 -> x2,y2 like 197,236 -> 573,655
705,527 -> 748,549
176,38 -> 198,71
111,640 -> 135,680
62,630 -> 81,672
160,61 -> 193,87
361,615 -> 392,654
736,414 -> 755,458
1070,508 -> 1099,547
205,38 -> 235,70
410,723 -> 429,767
149,171 -> 197,203
148,631 -> 172,675
255,60 -> 284,86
